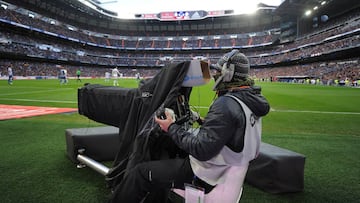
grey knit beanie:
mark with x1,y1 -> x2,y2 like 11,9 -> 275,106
213,50 -> 253,91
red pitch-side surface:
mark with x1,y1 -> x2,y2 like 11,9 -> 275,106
0,104 -> 77,121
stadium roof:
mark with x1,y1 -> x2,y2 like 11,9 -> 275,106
95,0 -> 283,19
4,0 -> 282,33
3,0 -> 359,33
275,0 -> 360,17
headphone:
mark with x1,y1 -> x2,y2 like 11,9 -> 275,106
219,49 -> 240,82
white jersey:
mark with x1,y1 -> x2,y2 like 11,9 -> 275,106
60,69 -> 67,77
112,68 -> 120,78
8,68 -> 13,76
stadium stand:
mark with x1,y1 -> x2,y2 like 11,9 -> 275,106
0,0 -> 359,86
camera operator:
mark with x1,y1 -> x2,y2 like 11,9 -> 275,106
109,50 -> 270,203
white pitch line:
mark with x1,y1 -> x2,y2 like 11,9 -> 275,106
193,106 -> 209,109
0,98 -> 77,104
270,108 -> 360,115
194,106 -> 360,115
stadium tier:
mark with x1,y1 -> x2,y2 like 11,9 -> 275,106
0,0 -> 359,84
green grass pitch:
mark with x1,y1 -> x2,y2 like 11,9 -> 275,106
0,78 -> 359,202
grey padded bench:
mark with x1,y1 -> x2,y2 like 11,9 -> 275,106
65,126 -> 305,194
245,142 -> 306,193
65,126 -> 120,164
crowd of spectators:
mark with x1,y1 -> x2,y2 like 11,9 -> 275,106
252,58 -> 359,85
0,7 -> 278,49
0,60 -> 159,79
1,57 -> 358,87
0,3 -> 359,86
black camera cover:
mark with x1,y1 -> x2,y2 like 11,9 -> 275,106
78,61 -> 193,188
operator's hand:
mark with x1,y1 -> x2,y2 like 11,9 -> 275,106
154,109 -> 175,132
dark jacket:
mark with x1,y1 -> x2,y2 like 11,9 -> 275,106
168,86 -> 270,161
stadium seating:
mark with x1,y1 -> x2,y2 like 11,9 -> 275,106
1,2 -> 359,83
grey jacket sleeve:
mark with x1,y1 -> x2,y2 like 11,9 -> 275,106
167,97 -> 239,161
